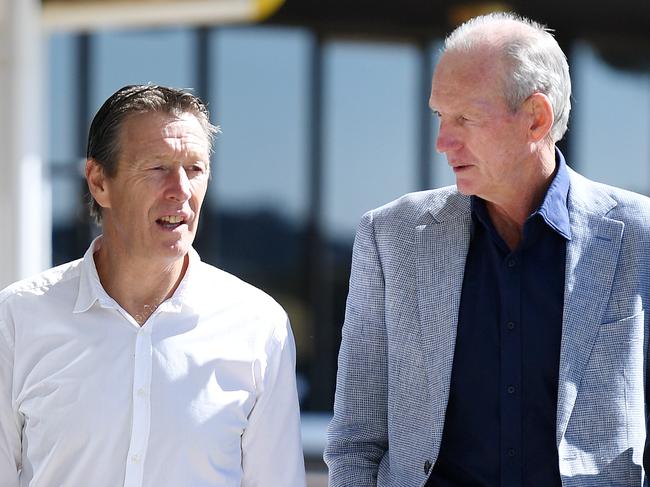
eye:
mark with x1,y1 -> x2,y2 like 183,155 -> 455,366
186,163 -> 207,176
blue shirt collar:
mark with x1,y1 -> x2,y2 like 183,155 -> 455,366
471,148 -> 572,241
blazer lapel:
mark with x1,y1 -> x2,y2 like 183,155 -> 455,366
415,193 -> 471,453
556,170 -> 623,444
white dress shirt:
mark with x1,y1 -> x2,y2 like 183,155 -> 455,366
0,238 -> 306,487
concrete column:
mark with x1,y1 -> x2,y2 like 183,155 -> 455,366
0,0 -> 51,288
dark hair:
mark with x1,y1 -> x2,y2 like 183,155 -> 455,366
86,84 -> 219,223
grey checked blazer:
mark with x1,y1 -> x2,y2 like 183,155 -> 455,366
325,168 -> 650,487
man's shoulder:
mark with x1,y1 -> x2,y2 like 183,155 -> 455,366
0,259 -> 83,308
187,262 -> 290,343
569,170 -> 650,225
190,261 -> 287,321
365,185 -> 468,225
602,183 -> 650,214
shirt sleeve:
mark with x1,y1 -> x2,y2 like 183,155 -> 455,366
240,314 -> 306,487
324,211 -> 388,486
0,317 -> 21,486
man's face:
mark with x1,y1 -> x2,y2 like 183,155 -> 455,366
429,49 -> 532,204
97,111 -> 210,264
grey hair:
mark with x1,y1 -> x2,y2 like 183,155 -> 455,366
443,12 -> 571,143
86,84 -> 220,223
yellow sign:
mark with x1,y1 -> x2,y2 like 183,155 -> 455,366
41,0 -> 285,31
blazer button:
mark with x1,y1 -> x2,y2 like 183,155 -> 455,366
423,459 -> 432,474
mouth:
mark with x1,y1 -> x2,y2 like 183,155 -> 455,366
156,214 -> 188,230
451,164 -> 471,173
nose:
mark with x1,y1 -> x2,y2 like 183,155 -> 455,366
166,166 -> 191,202
435,120 -> 462,154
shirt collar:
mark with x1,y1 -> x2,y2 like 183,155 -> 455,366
471,148 -> 572,241
73,236 -> 110,313
533,148 -> 572,240
73,236 -> 203,314
162,246 -> 202,313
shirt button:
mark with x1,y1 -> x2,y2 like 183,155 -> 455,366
507,385 -> 516,394
137,387 -> 147,397
131,454 -> 141,463
507,258 -> 517,268
423,459 -> 432,474
507,448 -> 516,457
506,321 -> 516,330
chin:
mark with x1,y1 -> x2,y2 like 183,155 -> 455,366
160,238 -> 192,259
455,182 -> 475,196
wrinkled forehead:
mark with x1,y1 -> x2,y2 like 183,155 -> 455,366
117,111 -> 212,163
431,48 -> 507,104
123,111 -> 210,144
122,108 -> 210,141
436,45 -> 505,80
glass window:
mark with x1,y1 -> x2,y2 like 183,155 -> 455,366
207,26 -> 309,224
323,40 -> 421,240
48,33 -> 80,166
91,28 -> 196,113
48,33 -> 89,264
572,41 -> 650,194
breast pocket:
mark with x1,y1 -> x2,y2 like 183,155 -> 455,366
596,311 -> 644,346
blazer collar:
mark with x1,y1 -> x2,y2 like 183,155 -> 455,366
426,189 -> 471,223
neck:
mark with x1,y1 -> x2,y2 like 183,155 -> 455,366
93,240 -> 188,326
485,149 -> 557,250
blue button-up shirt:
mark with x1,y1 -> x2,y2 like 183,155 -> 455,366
428,151 -> 572,486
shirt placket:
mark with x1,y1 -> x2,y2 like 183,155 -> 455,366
500,252 -> 523,486
123,325 -> 153,487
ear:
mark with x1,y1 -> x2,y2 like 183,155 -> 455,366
85,158 -> 111,210
524,93 -> 554,143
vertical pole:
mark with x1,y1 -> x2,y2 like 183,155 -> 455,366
195,26 -> 211,104
306,32 -> 334,410
192,25 -> 220,261
76,33 -> 96,244
417,39 -> 433,190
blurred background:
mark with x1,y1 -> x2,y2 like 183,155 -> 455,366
1,0 -> 649,483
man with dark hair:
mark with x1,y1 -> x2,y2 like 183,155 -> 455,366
325,13 -> 650,487
0,84 -> 306,486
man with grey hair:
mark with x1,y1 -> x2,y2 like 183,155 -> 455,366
0,84 -> 306,486
326,13 -> 650,486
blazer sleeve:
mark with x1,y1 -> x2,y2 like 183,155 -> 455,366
325,211 -> 388,487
